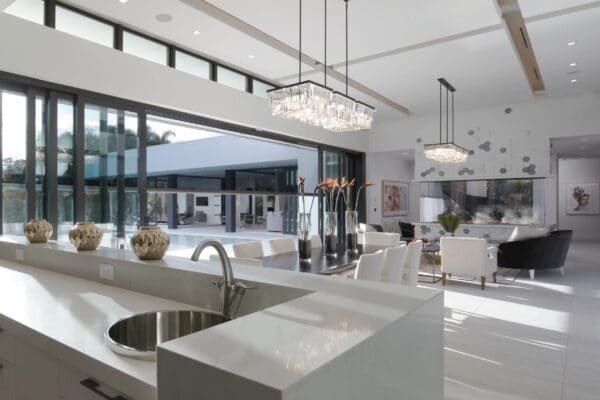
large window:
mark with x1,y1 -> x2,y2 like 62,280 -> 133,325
123,31 -> 167,65
55,6 -> 114,48
0,73 -> 363,249
4,0 -> 44,25
420,179 -> 537,224
1,91 -> 28,234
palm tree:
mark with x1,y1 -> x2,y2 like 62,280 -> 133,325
147,129 -> 176,146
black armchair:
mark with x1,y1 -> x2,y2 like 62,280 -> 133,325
497,230 -> 573,279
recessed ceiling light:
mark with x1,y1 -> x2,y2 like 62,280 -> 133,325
569,62 -> 577,67
248,54 -> 255,59
567,41 -> 576,46
155,13 -> 172,22
193,30 -> 200,35
570,79 -> 578,83
119,0 -> 127,3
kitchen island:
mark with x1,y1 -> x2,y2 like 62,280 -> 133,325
0,237 -> 443,400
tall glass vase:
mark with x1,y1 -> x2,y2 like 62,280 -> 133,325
297,213 -> 311,260
324,211 -> 338,256
345,210 -> 358,252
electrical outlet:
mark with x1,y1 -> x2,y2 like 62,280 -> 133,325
99,263 -> 114,281
15,248 -> 24,261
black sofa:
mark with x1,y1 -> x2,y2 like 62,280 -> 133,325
497,230 -> 573,279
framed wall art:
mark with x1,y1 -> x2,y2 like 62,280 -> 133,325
382,180 -> 408,217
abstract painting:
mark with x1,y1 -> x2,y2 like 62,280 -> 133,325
382,180 -> 408,217
567,183 -> 600,215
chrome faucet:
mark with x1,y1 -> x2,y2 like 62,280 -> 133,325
191,240 -> 251,319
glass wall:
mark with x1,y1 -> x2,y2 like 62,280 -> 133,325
1,91 -> 27,234
420,179 -> 537,224
252,80 -> 275,98
0,75 -> 363,249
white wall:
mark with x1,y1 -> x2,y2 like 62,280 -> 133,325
0,13 -> 368,153
558,158 -> 600,241
365,153 -> 420,225
369,92 -> 600,182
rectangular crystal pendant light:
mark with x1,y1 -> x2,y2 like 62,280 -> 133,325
423,143 -> 469,163
268,81 -> 332,128
424,78 -> 467,164
267,0 -> 375,133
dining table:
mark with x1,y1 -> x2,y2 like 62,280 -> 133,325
260,244 -> 387,275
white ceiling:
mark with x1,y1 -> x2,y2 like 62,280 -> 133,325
17,0 -> 600,123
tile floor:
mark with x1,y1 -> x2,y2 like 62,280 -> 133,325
419,241 -> 600,399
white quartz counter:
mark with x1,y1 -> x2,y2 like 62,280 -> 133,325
0,237 -> 443,400
0,258 -> 201,399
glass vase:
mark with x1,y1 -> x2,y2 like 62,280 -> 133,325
345,210 -> 358,252
324,211 -> 338,256
297,213 -> 311,260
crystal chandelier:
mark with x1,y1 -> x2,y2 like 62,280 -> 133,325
424,78 -> 468,163
268,0 -> 375,132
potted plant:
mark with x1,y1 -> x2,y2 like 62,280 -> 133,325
437,213 -> 460,236
340,177 -> 373,252
297,176 -> 318,260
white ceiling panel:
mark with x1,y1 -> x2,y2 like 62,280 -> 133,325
343,28 -> 532,114
207,0 -> 502,65
527,7 -> 600,96
60,0 -> 307,81
518,0 -> 600,17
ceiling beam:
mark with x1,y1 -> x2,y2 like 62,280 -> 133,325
497,0 -> 545,95
180,0 -> 410,115
524,0 -> 600,23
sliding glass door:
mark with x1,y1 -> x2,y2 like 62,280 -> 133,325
84,104 -> 138,247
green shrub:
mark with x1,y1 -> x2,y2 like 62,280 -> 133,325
437,213 -> 460,235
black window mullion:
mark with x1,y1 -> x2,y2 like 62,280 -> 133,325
168,46 -> 176,68
210,62 -> 217,82
46,93 -> 58,239
114,25 -> 124,51
25,89 -> 37,221
246,76 -> 253,94
74,97 -> 85,222
137,111 -> 147,227
45,0 -> 56,28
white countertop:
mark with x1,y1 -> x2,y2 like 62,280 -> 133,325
0,258 -> 201,397
0,237 -> 442,397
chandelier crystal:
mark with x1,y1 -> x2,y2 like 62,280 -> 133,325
423,143 -> 469,164
268,0 -> 374,132
424,78 -> 468,164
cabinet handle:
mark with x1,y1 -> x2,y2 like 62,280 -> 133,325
80,378 -> 129,400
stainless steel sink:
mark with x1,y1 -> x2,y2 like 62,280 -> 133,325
105,310 -> 230,360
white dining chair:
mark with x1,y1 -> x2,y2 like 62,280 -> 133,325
363,232 -> 401,247
382,244 -> 409,285
269,237 -> 296,255
311,234 -> 322,249
232,241 -> 264,259
403,240 -> 423,287
210,254 -> 263,267
354,250 -> 385,282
